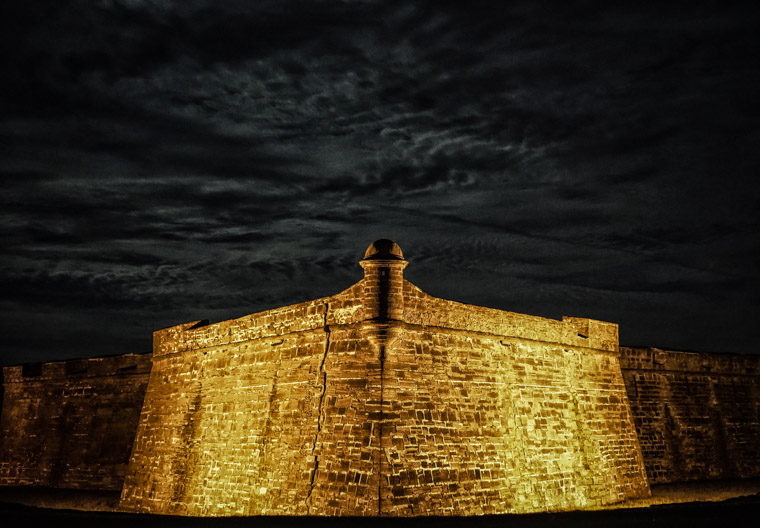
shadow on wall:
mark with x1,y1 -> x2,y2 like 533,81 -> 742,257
0,354 -> 152,491
620,346 -> 760,484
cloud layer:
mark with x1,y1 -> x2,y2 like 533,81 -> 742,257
1,1 -> 759,363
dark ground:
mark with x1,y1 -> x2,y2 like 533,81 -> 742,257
1,491 -> 759,528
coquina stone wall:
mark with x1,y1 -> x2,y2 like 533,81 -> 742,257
376,283 -> 648,515
0,353 -> 151,490
119,240 -> 650,516
6,241 -> 760,515
619,346 -> 760,484
119,283 -> 372,515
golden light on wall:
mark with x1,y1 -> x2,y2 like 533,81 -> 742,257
4,241 -> 759,517
118,240 -> 650,516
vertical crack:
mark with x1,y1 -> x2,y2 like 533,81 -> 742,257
377,268 -> 390,516
306,302 -> 330,514
378,341 -> 386,516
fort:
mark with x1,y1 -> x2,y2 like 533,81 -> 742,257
1,240 -> 759,516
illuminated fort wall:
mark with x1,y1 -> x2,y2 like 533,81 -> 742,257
0,353 -> 150,490
118,240 -> 650,516
118,284 -> 370,515
619,346 -> 760,484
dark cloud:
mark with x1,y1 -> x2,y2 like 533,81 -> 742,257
1,1 -> 759,364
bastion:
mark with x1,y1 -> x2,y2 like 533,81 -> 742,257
5,240 -> 759,516
117,239 -> 650,515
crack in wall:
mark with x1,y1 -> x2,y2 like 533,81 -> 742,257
376,267 -> 392,516
305,302 -> 330,514
378,342 -> 385,516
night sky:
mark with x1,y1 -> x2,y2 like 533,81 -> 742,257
2,1 -> 759,366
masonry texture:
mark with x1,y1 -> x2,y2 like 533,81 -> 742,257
115,240 -> 649,516
0,353 -> 151,490
2,240 -> 758,516
620,346 -> 760,484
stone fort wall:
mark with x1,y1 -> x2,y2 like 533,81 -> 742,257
0,353 -> 151,490
5,241 -> 759,516
378,283 -> 647,515
5,338 -> 759,508
116,240 -> 649,516
118,283 -> 369,515
619,346 -> 760,484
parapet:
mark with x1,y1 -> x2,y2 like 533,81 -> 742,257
3,352 -> 152,383
619,346 -> 760,375
150,240 -> 619,358
118,239 -> 645,516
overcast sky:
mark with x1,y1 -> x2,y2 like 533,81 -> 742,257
1,1 -> 759,365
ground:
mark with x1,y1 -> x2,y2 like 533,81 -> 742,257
1,480 -> 759,526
